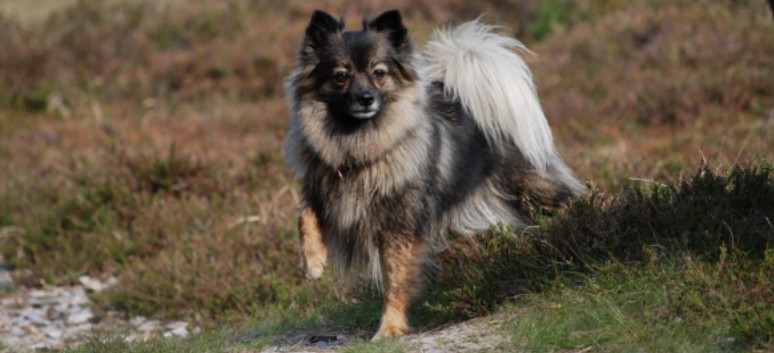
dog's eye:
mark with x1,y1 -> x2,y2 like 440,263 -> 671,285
333,71 -> 350,84
372,69 -> 387,80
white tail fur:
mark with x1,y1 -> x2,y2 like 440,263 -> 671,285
420,21 -> 558,174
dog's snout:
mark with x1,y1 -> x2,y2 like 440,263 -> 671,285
356,92 -> 375,106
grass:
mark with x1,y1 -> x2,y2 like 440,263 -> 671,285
503,253 -> 773,352
0,0 -> 773,352
66,329 -> 270,353
273,165 -> 774,352
416,164 -> 774,321
314,165 -> 774,353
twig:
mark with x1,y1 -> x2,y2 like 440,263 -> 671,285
228,216 -> 263,230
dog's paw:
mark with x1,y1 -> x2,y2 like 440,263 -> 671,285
371,323 -> 409,341
298,207 -> 327,281
304,260 -> 325,280
298,261 -> 323,280
372,311 -> 409,340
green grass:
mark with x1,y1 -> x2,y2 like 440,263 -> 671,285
504,249 -> 774,352
0,0 -> 773,352
66,329 -> 269,353
410,164 -> 774,324
294,165 -> 774,352
531,0 -> 575,40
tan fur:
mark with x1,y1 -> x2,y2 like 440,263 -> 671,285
285,78 -> 427,179
285,12 -> 586,341
372,236 -> 428,339
297,207 -> 327,280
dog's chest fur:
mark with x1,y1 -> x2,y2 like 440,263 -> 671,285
304,123 -> 436,239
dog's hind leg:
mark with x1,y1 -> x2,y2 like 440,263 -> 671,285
298,207 -> 327,280
372,236 -> 428,340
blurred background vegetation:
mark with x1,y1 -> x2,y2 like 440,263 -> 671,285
0,0 -> 772,351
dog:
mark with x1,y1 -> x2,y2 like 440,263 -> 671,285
284,9 -> 586,339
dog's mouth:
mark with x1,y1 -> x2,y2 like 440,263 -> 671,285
349,110 -> 378,119
347,99 -> 381,120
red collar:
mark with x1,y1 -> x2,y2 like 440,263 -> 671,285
336,164 -> 352,179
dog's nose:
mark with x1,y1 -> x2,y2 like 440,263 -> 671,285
356,92 -> 375,106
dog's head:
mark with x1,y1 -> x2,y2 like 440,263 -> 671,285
298,10 -> 417,123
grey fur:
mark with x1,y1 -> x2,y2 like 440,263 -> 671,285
284,11 -> 586,284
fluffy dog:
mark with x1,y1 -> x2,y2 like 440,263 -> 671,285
284,9 -> 585,339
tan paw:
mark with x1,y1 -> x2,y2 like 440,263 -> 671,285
298,207 -> 327,280
372,307 -> 409,340
372,323 -> 409,340
304,258 -> 325,280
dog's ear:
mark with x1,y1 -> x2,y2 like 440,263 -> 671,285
368,10 -> 409,53
305,10 -> 343,50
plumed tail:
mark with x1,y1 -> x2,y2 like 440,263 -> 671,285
420,21 -> 557,174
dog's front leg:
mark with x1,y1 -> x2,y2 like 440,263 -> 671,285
297,207 -> 327,280
372,236 -> 428,340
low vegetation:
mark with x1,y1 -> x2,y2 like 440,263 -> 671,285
429,165 -> 774,351
0,0 -> 772,352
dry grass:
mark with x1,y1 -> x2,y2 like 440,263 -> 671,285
0,1 -> 772,349
529,0 -> 774,186
0,0 -> 79,23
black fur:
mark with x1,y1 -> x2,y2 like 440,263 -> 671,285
285,10 -> 586,338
